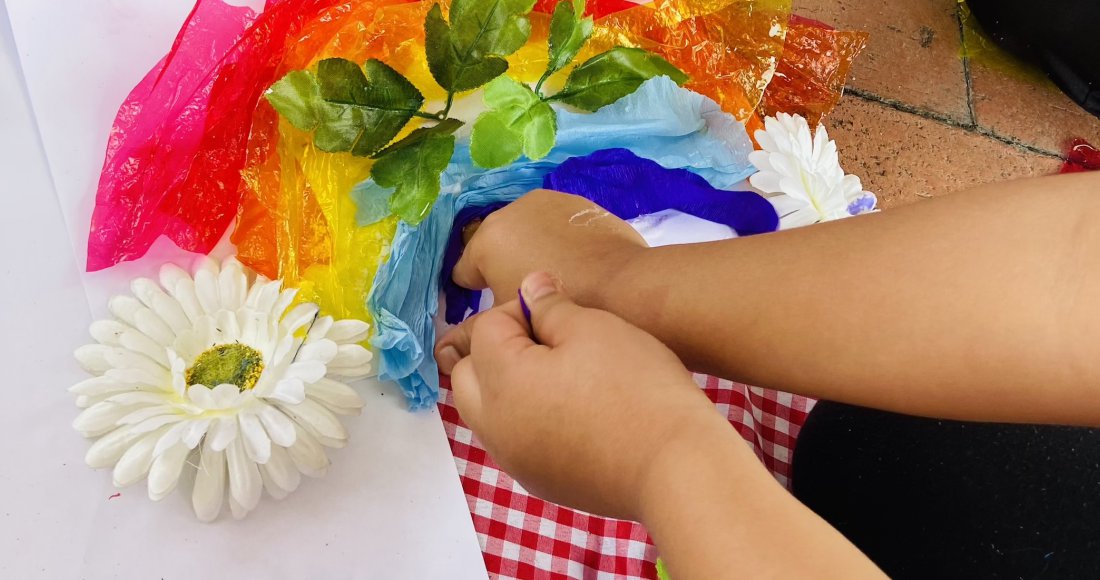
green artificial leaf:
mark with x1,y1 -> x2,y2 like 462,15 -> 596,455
545,0 -> 593,80
425,0 -> 536,93
372,118 -> 464,159
470,76 -> 556,167
265,70 -> 323,131
370,122 -> 459,224
312,58 -> 425,157
550,47 -> 688,111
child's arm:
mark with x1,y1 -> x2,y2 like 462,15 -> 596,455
449,274 -> 886,579
442,172 -> 1100,426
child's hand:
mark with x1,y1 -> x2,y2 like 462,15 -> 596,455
452,189 -> 648,310
443,271 -> 725,521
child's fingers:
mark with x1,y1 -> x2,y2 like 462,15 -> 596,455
469,300 -> 536,375
519,272 -> 587,348
450,357 -> 483,432
435,311 -> 484,374
450,231 -> 489,291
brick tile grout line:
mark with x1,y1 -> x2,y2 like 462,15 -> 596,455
955,2 -> 979,126
842,86 -> 1065,160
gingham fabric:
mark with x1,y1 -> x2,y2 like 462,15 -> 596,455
438,374 -> 818,579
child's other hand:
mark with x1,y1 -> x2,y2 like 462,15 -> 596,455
444,272 -> 724,521
451,189 -> 647,310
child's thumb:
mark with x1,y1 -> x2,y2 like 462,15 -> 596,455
519,271 -> 585,347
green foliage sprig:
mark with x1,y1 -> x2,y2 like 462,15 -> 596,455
265,0 -> 687,225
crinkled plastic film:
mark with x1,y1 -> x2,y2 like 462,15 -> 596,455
590,0 -> 793,122
93,0 -> 865,331
88,0 -> 358,272
87,0 -> 256,271
760,15 -> 869,126
233,0 -> 417,322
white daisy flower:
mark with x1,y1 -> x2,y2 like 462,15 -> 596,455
749,112 -> 877,228
70,257 -> 373,522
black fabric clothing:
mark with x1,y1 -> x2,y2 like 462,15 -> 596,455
791,401 -> 1100,579
966,0 -> 1100,118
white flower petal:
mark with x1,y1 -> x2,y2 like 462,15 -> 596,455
749,171 -> 784,195
264,444 -> 300,494
70,376 -> 149,397
228,493 -> 248,520
147,443 -> 190,501
89,320 -> 132,347
239,412 -> 272,464
249,280 -> 281,315
192,439 -> 226,522
238,308 -> 268,350
194,267 -> 222,315
210,383 -> 243,409
131,278 -> 189,335
218,259 -> 248,312
259,465 -> 289,500
268,378 -> 306,405
112,427 -> 167,488
153,422 -> 187,458
187,384 -> 217,410
276,399 -> 346,442
215,309 -> 241,343
325,319 -> 370,345
287,360 -> 327,383
286,425 -> 328,478
280,303 -> 319,336
297,340 -> 337,364
85,424 -> 141,468
307,378 -> 364,413
108,295 -> 144,328
257,404 -> 297,447
306,315 -> 334,343
314,434 -> 348,449
129,413 -> 186,435
328,344 -> 373,375
74,402 -> 138,437
162,266 -> 204,324
271,288 -> 297,321
117,329 -> 169,367
208,416 -> 239,452
268,334 -> 297,370
74,344 -> 112,374
105,392 -> 166,407
117,405 -> 177,427
182,419 -> 212,449
124,306 -> 175,347
103,347 -> 166,377
226,436 -> 262,512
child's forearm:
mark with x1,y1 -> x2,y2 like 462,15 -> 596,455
639,418 -> 885,579
604,173 -> 1100,426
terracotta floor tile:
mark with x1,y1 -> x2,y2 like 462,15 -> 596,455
969,62 -> 1100,156
825,96 -> 1063,209
792,0 -> 970,123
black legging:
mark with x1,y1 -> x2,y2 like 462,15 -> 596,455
791,401 -> 1100,578
967,0 -> 1100,117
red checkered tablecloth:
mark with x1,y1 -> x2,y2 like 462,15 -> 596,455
438,374 -> 817,579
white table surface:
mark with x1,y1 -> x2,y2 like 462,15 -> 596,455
0,2 -> 487,577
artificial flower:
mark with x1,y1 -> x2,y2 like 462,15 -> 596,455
749,112 -> 877,228
71,257 -> 372,521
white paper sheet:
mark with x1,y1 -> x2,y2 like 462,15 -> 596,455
0,1 -> 487,577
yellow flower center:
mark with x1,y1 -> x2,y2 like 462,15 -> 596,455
186,344 -> 265,392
